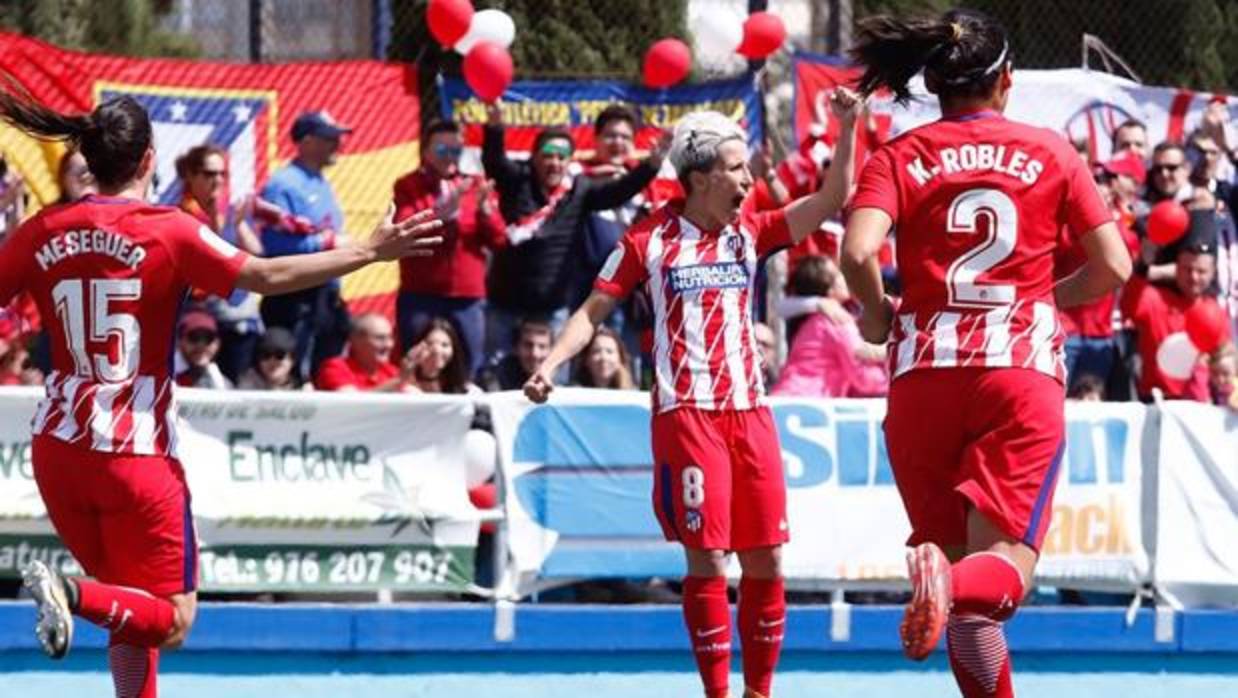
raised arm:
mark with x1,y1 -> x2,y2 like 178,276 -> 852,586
784,87 -> 862,244
522,291 -> 620,402
583,159 -> 660,211
583,134 -> 669,211
237,207 -> 442,295
481,102 -> 524,191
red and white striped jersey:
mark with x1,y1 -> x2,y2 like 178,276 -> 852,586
0,196 -> 249,456
595,201 -> 791,414
851,110 -> 1112,384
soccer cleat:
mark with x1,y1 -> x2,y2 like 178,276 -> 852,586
21,560 -> 74,660
900,542 -> 952,661
742,690 -> 768,698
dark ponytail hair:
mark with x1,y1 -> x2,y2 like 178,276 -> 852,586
0,79 -> 151,190
849,9 -> 1011,105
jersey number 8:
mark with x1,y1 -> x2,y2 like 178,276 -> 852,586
682,466 -> 706,508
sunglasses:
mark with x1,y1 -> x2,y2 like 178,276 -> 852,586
1151,163 -> 1184,173
259,350 -> 291,361
183,330 -> 217,345
432,144 -> 463,159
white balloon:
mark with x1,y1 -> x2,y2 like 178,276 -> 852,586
1156,331 -> 1201,380
463,428 -> 497,489
454,9 -> 516,54
693,9 -> 744,57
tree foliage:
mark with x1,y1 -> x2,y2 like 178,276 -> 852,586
390,0 -> 687,78
0,0 -> 198,58
854,0 -> 1237,90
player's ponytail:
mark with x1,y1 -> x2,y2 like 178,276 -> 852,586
0,75 -> 151,191
850,9 -> 1010,105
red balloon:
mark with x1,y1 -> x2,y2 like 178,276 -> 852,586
463,41 -> 513,103
736,11 -> 787,59
642,38 -> 691,89
1146,200 -> 1190,245
428,0 -> 474,48
1185,299 -> 1231,354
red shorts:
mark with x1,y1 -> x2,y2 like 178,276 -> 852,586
32,435 -> 198,598
650,406 -> 788,551
883,368 -> 1065,552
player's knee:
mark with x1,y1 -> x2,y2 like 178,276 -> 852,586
736,546 -> 782,579
686,548 -> 729,577
161,596 -> 197,650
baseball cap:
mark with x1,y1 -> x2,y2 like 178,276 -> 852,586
291,110 -> 353,142
1098,151 -> 1146,186
178,309 -> 218,336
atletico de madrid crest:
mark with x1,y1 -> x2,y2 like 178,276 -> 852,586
684,509 -> 703,533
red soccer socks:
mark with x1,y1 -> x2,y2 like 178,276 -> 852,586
738,576 -> 785,698
74,578 -> 176,648
683,575 -> 732,698
108,640 -> 160,698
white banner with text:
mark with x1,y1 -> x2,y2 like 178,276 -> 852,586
0,388 -> 481,592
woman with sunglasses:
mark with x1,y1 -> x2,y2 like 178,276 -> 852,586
237,326 -> 304,391
175,144 -> 265,383
0,87 -> 441,698
392,119 -> 506,379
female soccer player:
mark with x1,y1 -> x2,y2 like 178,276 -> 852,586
840,9 -> 1132,698
0,90 -> 442,698
524,89 -> 862,698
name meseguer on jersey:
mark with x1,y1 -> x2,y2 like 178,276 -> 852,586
35,229 -> 147,271
905,143 -> 1044,187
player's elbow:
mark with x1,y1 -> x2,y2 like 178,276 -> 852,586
1097,249 -> 1133,292
236,258 -> 290,296
838,243 -> 869,280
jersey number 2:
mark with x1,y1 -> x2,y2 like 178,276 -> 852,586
945,188 -> 1017,308
52,278 -> 142,382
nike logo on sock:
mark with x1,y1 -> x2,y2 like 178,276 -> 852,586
757,617 -> 785,629
695,625 -> 727,638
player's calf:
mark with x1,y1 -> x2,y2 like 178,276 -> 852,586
682,575 -> 732,698
946,614 -> 1014,698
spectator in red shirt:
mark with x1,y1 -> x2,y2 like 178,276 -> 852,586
316,313 -> 409,392
0,310 -> 40,386
1121,239 -> 1225,401
1057,152 -> 1141,392
393,120 -> 506,375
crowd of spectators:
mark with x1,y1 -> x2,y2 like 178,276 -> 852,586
1,96 -> 1235,413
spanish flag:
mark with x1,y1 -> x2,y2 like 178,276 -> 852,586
0,31 -> 420,315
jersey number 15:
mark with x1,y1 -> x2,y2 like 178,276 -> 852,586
52,278 -> 142,382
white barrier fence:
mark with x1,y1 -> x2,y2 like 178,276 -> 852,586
490,391 -> 1158,596
0,388 -> 481,593
0,387 -> 1233,603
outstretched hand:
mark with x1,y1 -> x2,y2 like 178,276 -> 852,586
857,295 -> 896,345
366,204 -> 444,261
522,367 -> 555,404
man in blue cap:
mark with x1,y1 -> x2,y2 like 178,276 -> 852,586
256,110 -> 354,380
